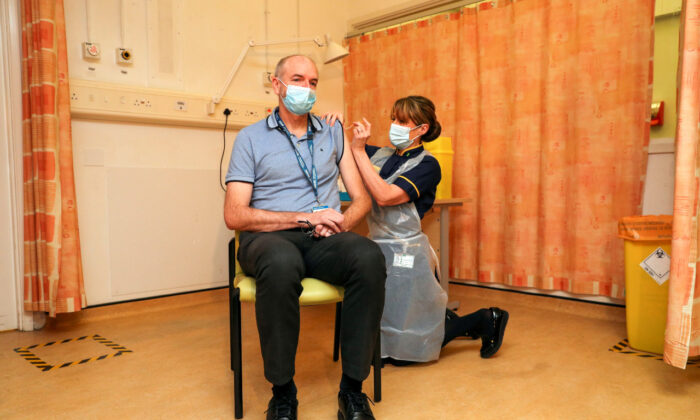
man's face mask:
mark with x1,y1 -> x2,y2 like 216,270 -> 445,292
389,123 -> 424,150
278,79 -> 316,115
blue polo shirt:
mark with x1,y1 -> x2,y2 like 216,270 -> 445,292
226,108 -> 344,213
366,144 -> 441,219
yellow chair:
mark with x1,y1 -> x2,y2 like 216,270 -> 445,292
228,234 -> 382,419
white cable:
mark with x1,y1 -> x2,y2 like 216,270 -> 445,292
119,0 -> 127,46
264,0 -> 269,71
84,0 -> 92,42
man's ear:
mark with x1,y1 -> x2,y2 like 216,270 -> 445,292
271,76 -> 283,96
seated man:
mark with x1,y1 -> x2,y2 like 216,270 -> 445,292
224,54 -> 386,420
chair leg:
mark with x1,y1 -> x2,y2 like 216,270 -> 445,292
373,329 -> 381,402
333,302 -> 342,362
230,287 -> 243,419
234,286 -> 240,372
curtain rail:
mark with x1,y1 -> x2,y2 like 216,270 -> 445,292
347,0 -> 484,38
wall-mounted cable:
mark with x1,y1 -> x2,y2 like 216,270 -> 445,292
220,108 -> 232,192
119,0 -> 127,47
84,0 -> 93,42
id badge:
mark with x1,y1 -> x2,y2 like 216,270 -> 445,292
312,205 -> 329,212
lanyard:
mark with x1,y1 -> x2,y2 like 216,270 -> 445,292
274,110 -> 319,204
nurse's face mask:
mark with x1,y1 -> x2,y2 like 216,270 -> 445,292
278,79 -> 317,115
389,123 -> 424,150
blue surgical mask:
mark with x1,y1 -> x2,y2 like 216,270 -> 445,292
389,123 -> 424,150
278,80 -> 316,115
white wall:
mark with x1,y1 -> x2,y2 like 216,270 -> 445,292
64,0 -> 347,111
0,0 -> 23,331
64,0 -> 349,305
642,138 -> 676,215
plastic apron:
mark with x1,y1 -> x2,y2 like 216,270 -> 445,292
368,147 -> 447,362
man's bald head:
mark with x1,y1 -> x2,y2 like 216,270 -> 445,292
274,55 -> 318,79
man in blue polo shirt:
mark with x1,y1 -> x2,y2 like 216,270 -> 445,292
224,55 -> 385,420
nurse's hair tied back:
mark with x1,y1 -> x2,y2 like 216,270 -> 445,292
390,96 -> 442,142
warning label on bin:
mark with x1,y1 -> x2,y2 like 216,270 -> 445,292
640,247 -> 671,285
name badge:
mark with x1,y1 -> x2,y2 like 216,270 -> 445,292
312,205 -> 329,212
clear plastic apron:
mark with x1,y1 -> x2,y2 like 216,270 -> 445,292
368,147 -> 447,362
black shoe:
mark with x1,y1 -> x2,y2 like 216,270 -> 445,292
338,391 -> 375,420
266,395 -> 298,420
381,357 -> 416,367
480,307 -> 509,359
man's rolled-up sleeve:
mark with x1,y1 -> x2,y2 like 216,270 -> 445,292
226,131 -> 255,184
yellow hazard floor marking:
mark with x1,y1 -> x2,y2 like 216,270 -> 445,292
609,339 -> 699,367
14,334 -> 133,372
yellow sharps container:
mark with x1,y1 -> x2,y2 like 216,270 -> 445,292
618,215 -> 673,354
423,136 -> 454,199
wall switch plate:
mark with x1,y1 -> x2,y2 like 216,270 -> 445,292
262,71 -> 273,88
116,48 -> 133,64
82,42 -> 101,60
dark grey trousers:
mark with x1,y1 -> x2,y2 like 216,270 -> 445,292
238,230 -> 386,386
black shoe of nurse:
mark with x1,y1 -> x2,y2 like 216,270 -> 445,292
480,307 -> 509,359
338,391 -> 375,420
266,395 -> 298,420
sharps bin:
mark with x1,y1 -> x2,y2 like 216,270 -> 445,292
618,215 -> 673,354
423,136 -> 454,199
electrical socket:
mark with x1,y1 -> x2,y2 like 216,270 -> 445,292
82,42 -> 101,60
116,48 -> 133,64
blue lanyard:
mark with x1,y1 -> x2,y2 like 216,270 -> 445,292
274,111 -> 319,204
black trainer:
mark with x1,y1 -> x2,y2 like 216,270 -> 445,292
338,390 -> 375,420
266,395 -> 298,420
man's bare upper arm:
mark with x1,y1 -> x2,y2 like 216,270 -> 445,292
338,138 -> 368,202
224,182 -> 253,229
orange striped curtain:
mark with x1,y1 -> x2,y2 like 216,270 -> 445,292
22,0 -> 86,317
344,0 -> 654,298
665,0 -> 700,367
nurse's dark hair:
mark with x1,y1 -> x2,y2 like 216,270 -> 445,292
390,96 -> 442,142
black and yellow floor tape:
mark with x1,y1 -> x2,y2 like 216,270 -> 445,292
14,334 -> 132,372
609,339 -> 699,367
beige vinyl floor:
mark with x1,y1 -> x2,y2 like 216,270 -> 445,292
1,284 -> 699,420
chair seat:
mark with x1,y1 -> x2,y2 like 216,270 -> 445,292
234,275 -> 345,305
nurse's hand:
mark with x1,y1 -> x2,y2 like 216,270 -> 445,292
314,224 -> 336,238
321,111 -> 344,127
350,118 -> 371,151
306,208 -> 345,234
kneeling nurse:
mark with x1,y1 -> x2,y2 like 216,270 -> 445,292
349,95 -> 509,364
